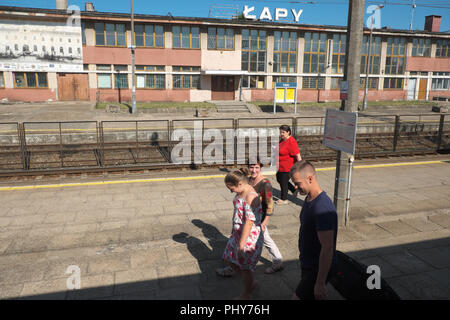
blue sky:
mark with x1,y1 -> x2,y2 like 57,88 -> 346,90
2,0 -> 449,31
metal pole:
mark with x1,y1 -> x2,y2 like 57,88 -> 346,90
363,17 -> 373,111
131,0 -> 137,114
409,0 -> 416,31
334,0 -> 365,227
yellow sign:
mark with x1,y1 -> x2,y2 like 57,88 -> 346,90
286,88 -> 295,101
276,88 -> 285,101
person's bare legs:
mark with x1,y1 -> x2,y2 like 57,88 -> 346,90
226,262 -> 257,300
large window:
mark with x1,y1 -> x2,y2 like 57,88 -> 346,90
274,31 -> 297,73
360,77 -> 379,90
172,26 -> 199,49
385,37 -> 406,75
361,36 -> 381,74
383,77 -> 403,90
332,34 -> 346,74
303,32 -> 327,74
97,65 -> 112,89
432,72 -> 450,90
208,27 -> 234,50
173,66 -> 200,89
436,39 -> 450,58
411,38 -> 431,57
302,76 -> 325,89
241,29 -> 266,72
0,72 -> 4,88
242,75 -> 265,89
136,66 -> 165,89
14,72 -> 48,88
81,22 -> 86,45
95,23 -> 126,46
135,25 -> 164,48
114,65 -> 128,89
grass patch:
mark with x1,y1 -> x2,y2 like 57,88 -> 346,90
95,101 -> 216,110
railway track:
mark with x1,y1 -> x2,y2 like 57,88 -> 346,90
0,113 -> 448,180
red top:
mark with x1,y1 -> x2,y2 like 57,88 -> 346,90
278,136 -> 300,172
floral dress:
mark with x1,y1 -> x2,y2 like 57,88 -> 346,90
222,192 -> 264,272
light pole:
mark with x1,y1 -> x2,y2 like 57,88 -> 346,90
362,4 -> 383,111
409,0 -> 416,31
130,0 -> 137,114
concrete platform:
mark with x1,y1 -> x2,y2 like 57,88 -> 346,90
0,157 -> 449,300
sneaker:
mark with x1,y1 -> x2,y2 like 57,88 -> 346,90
264,263 -> 284,274
275,199 -> 289,205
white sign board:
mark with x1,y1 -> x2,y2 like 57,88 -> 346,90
323,109 -> 358,154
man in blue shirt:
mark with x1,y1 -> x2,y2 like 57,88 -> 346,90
290,160 -> 338,300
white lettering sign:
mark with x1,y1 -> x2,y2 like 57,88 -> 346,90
243,5 -> 303,22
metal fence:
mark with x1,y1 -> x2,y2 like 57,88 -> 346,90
0,114 -> 448,172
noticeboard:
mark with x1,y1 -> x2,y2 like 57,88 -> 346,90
273,82 -> 297,114
323,109 -> 358,154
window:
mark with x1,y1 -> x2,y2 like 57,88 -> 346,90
95,22 -> 126,46
302,76 -> 325,89
81,22 -> 86,45
383,77 -> 403,90
242,75 -> 265,89
14,72 -> 48,88
172,26 -> 199,49
135,24 -> 164,47
0,72 -> 4,88
431,72 -> 450,90
173,66 -> 200,89
274,31 -> 297,73
303,32 -> 327,73
411,38 -> 431,57
330,77 -> 342,90
361,36 -> 381,74
272,76 -> 296,88
114,65 -> 128,89
97,64 -> 111,89
332,34 -> 346,74
136,66 -> 165,89
241,29 -> 266,72
208,27 -> 234,50
60,47 -> 64,54
385,37 -> 406,75
436,39 -> 450,58
359,77 -> 379,90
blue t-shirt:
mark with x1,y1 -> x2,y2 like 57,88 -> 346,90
298,191 -> 338,269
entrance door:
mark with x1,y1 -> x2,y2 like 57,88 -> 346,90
211,76 -> 235,100
57,73 -> 89,101
407,78 -> 416,100
418,79 -> 427,100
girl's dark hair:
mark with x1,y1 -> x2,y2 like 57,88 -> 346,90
279,125 -> 291,135
224,168 -> 250,186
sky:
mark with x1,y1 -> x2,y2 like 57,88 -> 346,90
1,0 -> 449,32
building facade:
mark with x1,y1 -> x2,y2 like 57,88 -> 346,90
0,4 -> 449,103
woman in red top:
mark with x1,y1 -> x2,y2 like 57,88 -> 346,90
276,125 -> 301,204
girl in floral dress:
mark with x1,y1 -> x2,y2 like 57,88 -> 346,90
220,168 -> 264,299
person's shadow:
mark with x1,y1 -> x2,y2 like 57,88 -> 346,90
172,219 -> 272,279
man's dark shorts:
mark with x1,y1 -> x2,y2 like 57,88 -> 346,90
295,266 -> 336,300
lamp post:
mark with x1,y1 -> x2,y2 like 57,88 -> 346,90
362,4 -> 383,111
130,0 -> 137,114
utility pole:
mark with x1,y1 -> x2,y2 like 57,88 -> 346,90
409,0 -> 416,31
333,0 -> 365,227
130,0 -> 137,114
363,4 -> 383,111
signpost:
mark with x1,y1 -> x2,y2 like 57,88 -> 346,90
324,108 -> 358,226
273,82 -> 298,114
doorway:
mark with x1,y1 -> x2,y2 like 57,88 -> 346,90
57,73 -> 89,101
407,78 -> 416,100
418,79 -> 428,100
211,76 -> 235,100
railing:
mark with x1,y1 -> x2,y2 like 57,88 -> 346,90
0,114 -> 448,172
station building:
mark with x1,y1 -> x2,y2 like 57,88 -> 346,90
0,2 -> 449,103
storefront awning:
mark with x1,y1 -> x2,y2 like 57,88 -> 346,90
201,70 -> 249,76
